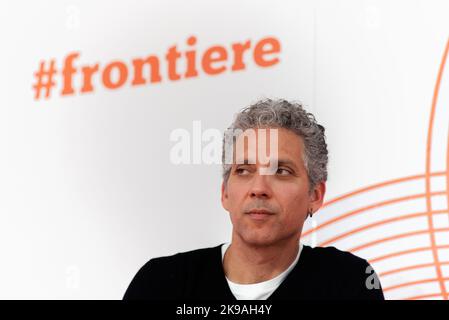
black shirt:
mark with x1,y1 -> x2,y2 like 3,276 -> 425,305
123,243 -> 385,300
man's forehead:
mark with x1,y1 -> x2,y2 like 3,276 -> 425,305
233,128 -> 303,156
222,127 -> 305,172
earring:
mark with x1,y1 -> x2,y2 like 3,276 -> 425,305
308,208 -> 313,218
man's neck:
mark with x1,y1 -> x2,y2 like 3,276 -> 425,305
223,235 -> 300,284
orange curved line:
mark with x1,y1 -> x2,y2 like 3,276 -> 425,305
303,191 -> 446,237
348,227 -> 449,253
380,263 -> 445,279
425,37 -> 449,300
406,293 -> 444,300
370,245 -> 449,264
319,210 -> 448,247
384,277 -> 449,292
446,127 -> 449,230
306,38 -> 449,299
379,260 -> 449,277
322,171 -> 446,208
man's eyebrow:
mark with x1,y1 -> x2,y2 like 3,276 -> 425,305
276,159 -> 299,170
235,158 -> 298,169
235,158 -> 256,165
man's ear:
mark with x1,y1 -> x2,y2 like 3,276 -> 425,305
221,181 -> 229,211
309,181 -> 326,212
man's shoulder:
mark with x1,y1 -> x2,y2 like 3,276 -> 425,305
303,245 -> 373,275
307,245 -> 368,263
135,243 -> 222,275
298,245 -> 384,299
148,243 -> 221,264
123,244 -> 223,300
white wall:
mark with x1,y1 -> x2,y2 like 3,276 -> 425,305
0,0 -> 448,299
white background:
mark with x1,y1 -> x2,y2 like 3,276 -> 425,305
0,0 -> 448,299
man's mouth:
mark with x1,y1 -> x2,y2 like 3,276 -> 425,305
246,209 -> 275,220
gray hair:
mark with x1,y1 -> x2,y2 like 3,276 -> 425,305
222,98 -> 328,192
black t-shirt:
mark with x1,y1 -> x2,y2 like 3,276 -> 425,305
123,243 -> 385,300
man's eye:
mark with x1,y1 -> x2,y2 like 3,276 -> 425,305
235,168 -> 250,175
276,168 -> 292,175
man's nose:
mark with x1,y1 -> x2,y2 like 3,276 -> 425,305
249,173 -> 272,199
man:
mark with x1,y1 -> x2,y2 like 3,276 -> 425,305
123,98 -> 384,300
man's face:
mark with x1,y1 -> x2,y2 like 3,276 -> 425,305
221,127 -> 325,246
